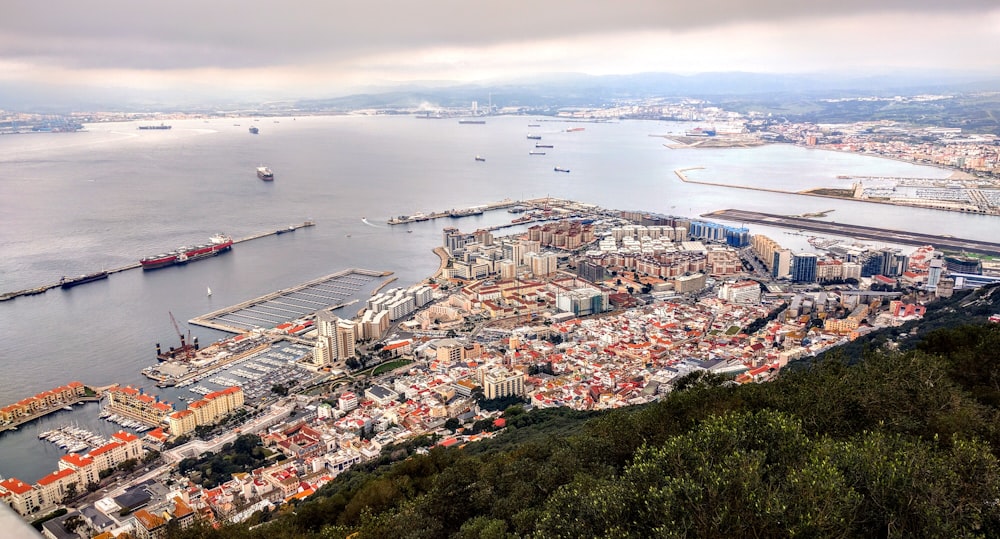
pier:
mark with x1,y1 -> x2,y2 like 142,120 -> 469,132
387,199 -> 519,225
0,221 -> 316,302
705,209 -> 1000,256
189,268 -> 390,334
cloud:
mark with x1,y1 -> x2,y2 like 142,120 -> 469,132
2,0 -> 997,71
1,1 -> 998,100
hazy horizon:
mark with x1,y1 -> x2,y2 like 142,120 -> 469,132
2,1 -> 1000,109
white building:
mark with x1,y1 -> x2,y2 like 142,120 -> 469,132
718,280 -> 761,304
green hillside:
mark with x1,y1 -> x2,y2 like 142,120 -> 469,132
172,285 -> 1000,538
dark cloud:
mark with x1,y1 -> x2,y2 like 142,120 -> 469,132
2,0 -> 996,70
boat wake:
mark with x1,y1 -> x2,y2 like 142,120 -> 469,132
361,218 -> 383,228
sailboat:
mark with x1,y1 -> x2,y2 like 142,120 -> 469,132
207,286 -> 212,297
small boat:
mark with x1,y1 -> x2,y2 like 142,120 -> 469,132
475,155 -> 486,162
249,126 -> 259,134
207,286 -> 212,297
554,167 -> 570,173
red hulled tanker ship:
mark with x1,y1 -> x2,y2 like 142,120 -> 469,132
140,233 -> 233,270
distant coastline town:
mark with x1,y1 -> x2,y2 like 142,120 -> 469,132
4,94 -> 999,218
3,186 -> 1000,535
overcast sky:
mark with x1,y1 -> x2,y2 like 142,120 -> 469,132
3,1 -> 999,100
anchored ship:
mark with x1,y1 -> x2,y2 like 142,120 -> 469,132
554,167 -> 570,173
60,271 -> 109,289
140,233 -> 233,270
257,166 -> 274,181
138,124 -> 172,130
526,134 -> 542,140
475,155 -> 486,162
459,120 -> 486,124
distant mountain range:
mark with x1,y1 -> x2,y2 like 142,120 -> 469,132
2,71 -> 999,114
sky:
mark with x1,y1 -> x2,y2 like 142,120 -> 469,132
2,0 -> 1000,103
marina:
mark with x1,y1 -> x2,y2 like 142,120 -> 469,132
176,341 -> 316,402
189,268 -> 387,334
38,424 -> 111,453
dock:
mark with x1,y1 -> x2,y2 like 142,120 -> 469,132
0,221 -> 316,302
387,199 -> 519,225
189,268 -> 390,334
705,209 -> 1000,256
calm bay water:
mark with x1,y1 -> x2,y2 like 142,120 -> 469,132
0,114 -> 995,481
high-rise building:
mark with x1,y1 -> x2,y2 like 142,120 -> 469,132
313,337 -> 332,367
577,259 -> 607,283
927,258 -> 944,291
526,251 -> 558,277
335,319 -> 357,360
314,311 -> 356,365
791,253 -> 818,283
772,249 -> 791,279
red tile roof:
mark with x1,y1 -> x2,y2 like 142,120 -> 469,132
0,478 -> 34,495
60,453 -> 94,468
37,467 -> 76,486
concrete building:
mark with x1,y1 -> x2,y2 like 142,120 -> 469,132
483,369 -> 525,400
792,253 -> 818,283
168,387 -> 244,437
674,273 -> 707,294
556,288 -> 610,317
526,251 -> 559,277
577,258 -> 607,283
772,249 -> 792,279
105,386 -> 174,426
718,280 -> 761,304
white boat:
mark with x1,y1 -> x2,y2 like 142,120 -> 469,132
207,286 -> 212,297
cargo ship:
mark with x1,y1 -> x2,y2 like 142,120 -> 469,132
140,233 -> 233,270
60,271 -> 109,289
554,167 -> 570,173
257,166 -> 274,181
527,134 -> 542,140
529,151 -> 546,155
138,124 -> 172,130
535,144 -> 554,148
459,120 -> 486,124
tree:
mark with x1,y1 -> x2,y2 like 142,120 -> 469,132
62,482 -> 78,504
444,418 -> 461,432
271,384 -> 289,397
143,450 -> 161,465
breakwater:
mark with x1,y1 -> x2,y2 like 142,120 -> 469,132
0,221 -> 316,302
